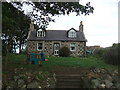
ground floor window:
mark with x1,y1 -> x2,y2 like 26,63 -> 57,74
37,43 -> 43,51
70,43 -> 76,51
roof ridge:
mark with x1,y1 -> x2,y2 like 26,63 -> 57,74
46,30 -> 79,31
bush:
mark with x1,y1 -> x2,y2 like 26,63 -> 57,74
21,49 -> 27,54
59,46 -> 70,57
93,48 -> 107,58
93,44 -> 120,66
103,45 -> 119,65
21,47 -> 27,54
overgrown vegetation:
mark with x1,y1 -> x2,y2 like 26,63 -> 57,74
94,48 -> 107,58
94,43 -> 119,66
59,46 -> 70,57
103,44 -> 119,65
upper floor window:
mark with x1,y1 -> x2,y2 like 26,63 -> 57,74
37,29 -> 45,37
68,29 -> 76,38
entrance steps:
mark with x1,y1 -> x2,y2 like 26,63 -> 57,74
55,74 -> 82,88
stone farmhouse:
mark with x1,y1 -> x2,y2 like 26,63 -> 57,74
27,21 -> 87,56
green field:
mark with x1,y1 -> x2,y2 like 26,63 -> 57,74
2,53 -> 117,71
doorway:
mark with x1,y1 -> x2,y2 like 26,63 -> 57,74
54,43 -> 60,55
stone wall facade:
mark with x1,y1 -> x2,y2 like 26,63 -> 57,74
27,40 -> 86,57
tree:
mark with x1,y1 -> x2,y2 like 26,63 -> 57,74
2,2 -> 31,53
13,1 -> 94,29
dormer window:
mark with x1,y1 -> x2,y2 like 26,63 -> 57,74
37,29 -> 45,37
68,29 -> 76,38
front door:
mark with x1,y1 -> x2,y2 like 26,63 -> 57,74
54,43 -> 60,55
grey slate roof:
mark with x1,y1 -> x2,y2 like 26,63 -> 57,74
27,30 -> 87,42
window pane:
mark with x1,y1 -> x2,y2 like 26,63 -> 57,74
38,43 -> 43,50
37,31 -> 45,37
70,43 -> 76,51
71,47 -> 75,50
75,33 -> 76,37
44,32 -> 45,37
37,31 -> 40,37
68,31 -> 76,38
70,43 -> 75,46
40,32 -> 42,37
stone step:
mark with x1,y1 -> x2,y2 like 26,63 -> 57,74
56,85 -> 81,88
56,75 -> 81,80
56,74 -> 82,77
56,82 -> 81,88
57,79 -> 81,82
57,81 -> 81,86
56,74 -> 82,88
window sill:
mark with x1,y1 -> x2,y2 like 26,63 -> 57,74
70,50 -> 76,51
37,49 -> 43,51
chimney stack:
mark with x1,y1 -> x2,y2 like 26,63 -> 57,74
79,21 -> 83,32
29,21 -> 34,31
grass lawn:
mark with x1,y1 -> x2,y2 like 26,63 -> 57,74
2,53 -> 117,70
43,56 -> 118,70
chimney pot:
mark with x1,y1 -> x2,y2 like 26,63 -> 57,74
29,21 -> 34,31
79,21 -> 83,32
80,21 -> 83,25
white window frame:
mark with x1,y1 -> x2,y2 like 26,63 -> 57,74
70,43 -> 76,51
68,30 -> 76,38
37,29 -> 45,37
37,43 -> 43,51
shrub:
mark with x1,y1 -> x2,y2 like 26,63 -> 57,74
93,44 -> 120,66
21,49 -> 27,54
103,45 -> 119,65
59,46 -> 70,57
21,47 -> 27,54
93,48 -> 107,58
